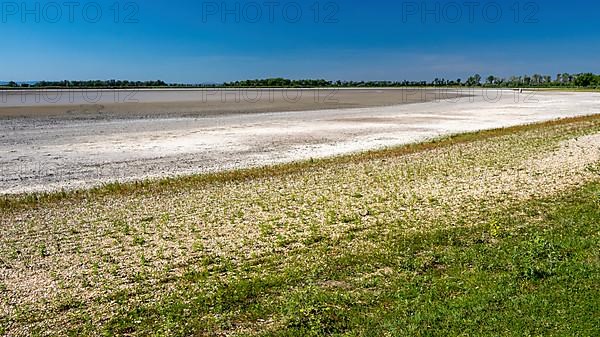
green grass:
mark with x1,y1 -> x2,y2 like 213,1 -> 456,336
92,183 -> 600,336
535,87 -> 600,93
1,115 -> 599,336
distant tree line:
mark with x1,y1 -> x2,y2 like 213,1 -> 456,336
2,73 -> 600,89
475,73 -> 600,88
222,74 -> 600,88
1,80 -> 168,88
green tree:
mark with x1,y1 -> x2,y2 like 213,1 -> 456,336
574,73 -> 595,87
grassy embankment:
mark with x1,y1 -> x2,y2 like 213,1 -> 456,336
1,115 -> 600,336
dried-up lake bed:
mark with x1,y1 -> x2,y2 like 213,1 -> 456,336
1,88 -> 599,194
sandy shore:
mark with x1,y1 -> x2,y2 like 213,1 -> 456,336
1,89 -> 599,194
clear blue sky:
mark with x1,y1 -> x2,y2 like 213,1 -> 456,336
2,0 -> 599,83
